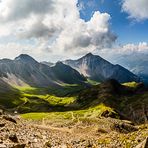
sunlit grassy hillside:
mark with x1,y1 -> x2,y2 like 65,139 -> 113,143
21,103 -> 117,122
0,80 -> 147,124
0,83 -> 86,113
22,80 -> 148,124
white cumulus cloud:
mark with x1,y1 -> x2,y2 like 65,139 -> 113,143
98,42 -> 148,63
0,0 -> 116,60
122,0 -> 148,21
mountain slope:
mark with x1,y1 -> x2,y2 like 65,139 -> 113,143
110,53 -> 148,84
51,62 -> 86,84
64,53 -> 139,83
0,54 -> 86,87
0,78 -> 16,93
77,79 -> 148,124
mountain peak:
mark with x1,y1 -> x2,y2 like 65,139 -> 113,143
54,61 -> 65,67
56,61 -> 63,65
83,53 -> 103,60
65,53 -> 139,83
85,52 -> 93,57
14,54 -> 37,63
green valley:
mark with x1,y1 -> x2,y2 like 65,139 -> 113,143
1,80 -> 147,125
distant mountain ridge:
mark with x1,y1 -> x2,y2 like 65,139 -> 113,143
64,53 -> 139,83
110,53 -> 148,84
41,61 -> 54,67
0,54 -> 86,87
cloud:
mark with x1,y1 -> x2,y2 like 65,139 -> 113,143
19,18 -> 57,39
122,42 -> 148,53
48,11 -> 117,55
0,0 -> 116,60
122,0 -> 148,20
97,42 -> 148,62
0,0 -> 55,22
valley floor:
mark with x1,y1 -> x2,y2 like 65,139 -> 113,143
0,81 -> 148,147
0,113 -> 148,148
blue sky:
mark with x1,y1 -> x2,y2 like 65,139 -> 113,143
79,0 -> 148,45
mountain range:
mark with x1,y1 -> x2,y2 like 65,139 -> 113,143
0,53 -> 141,88
0,54 -> 86,88
64,53 -> 139,83
0,53 -> 147,127
110,53 -> 148,84
0,53 -> 140,88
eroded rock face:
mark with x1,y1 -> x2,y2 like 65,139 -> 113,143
64,53 -> 139,83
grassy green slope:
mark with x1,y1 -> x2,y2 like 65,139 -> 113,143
0,83 -> 86,113
22,103 -> 116,122
0,80 -> 147,124
0,79 -> 22,109
21,81 -> 148,124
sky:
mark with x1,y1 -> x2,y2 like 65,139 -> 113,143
0,0 -> 148,62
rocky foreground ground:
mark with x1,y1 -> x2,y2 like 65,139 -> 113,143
0,112 -> 147,148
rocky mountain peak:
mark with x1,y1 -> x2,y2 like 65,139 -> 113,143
80,53 -> 106,65
85,52 -> 93,57
55,61 -> 64,66
14,54 -> 37,63
64,53 -> 139,83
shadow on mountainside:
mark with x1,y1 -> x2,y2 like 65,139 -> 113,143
0,79 -> 87,113
0,79 -> 22,110
77,79 -> 148,124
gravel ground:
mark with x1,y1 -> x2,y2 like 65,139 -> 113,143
0,114 -> 147,148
